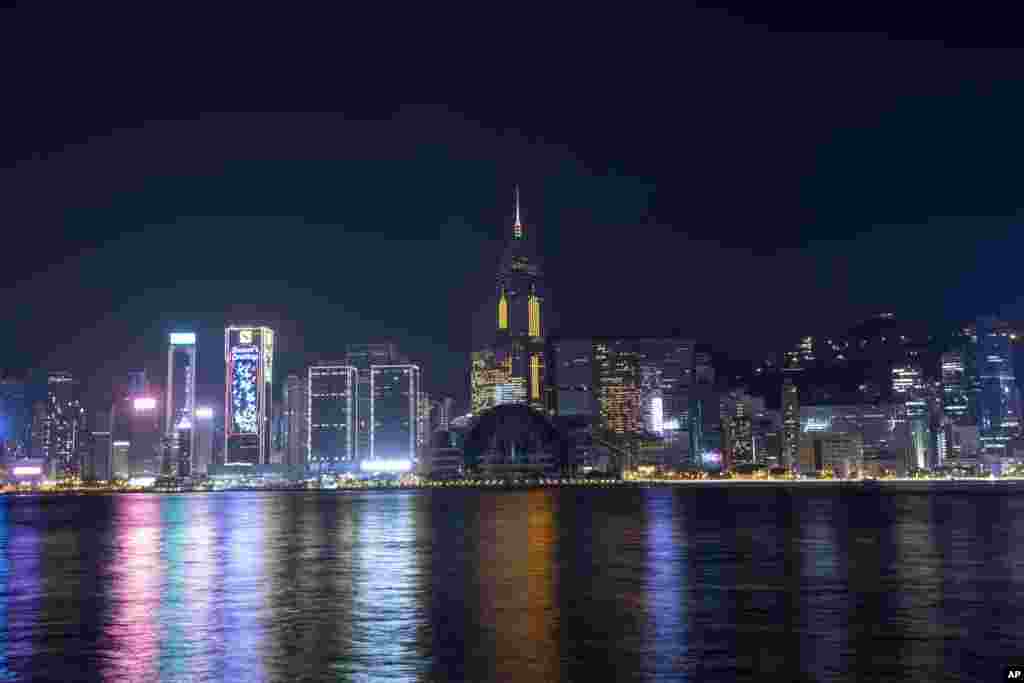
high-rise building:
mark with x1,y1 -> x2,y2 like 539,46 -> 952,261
479,187 -> 547,413
940,350 -> 973,423
88,410 -> 112,481
417,391 -> 432,450
781,377 -> 800,470
369,364 -> 420,464
435,396 -> 455,432
345,343 -> 405,460
308,364 -> 358,472
112,387 -> 163,477
892,363 -> 931,470
44,372 -> 85,479
0,378 -> 29,459
593,340 -> 642,437
192,406 -> 215,475
166,332 -> 197,477
284,373 -> 307,468
224,326 -> 274,465
975,317 -> 1021,459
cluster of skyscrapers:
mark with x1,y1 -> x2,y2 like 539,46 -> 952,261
3,188 -> 1023,483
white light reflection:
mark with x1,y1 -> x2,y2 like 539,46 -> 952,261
350,492 -> 427,681
644,489 -> 687,677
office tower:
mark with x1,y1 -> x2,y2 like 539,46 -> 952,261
484,187 -> 547,412
192,406 -> 214,475
308,364 -> 358,472
798,432 -> 863,478
783,336 -> 816,371
224,326 -> 274,465
370,364 -> 420,463
975,317 -> 1021,459
417,391 -> 432,449
436,396 -> 455,431
345,343 -> 405,460
166,332 -> 197,477
892,363 -> 931,470
87,410 -> 111,481
0,377 -> 28,459
113,389 -> 163,477
284,373 -> 307,468
111,439 -> 131,479
44,372 -> 84,479
721,391 -> 755,467
781,377 -> 800,470
593,339 -> 642,437
547,338 -> 597,418
30,400 -> 47,459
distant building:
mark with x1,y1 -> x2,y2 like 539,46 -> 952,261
975,317 -> 1021,460
88,410 -> 112,481
0,378 -> 28,459
224,326 -> 274,465
283,373 -> 307,468
370,364 -> 420,464
166,332 -> 197,477
308,364 -> 358,472
781,377 -> 800,470
798,431 -> 862,478
192,406 -> 215,475
345,343 -> 406,460
44,372 -> 85,478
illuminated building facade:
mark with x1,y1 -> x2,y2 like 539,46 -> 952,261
0,378 -> 29,459
941,350 -> 973,423
283,373 -> 307,468
593,340 -> 642,436
975,317 -> 1021,458
44,371 -> 86,478
308,365 -> 358,471
345,343 -> 406,460
88,410 -> 112,481
193,406 -> 215,475
224,326 -> 274,465
165,332 -> 197,477
892,363 -> 931,469
370,365 -> 420,463
485,187 -> 547,413
781,377 -> 800,470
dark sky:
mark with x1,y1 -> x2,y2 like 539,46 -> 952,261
3,5 -> 1024,410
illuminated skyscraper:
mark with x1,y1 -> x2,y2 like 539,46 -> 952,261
781,377 -> 800,470
308,364 -> 358,471
0,377 -> 29,459
165,332 -> 197,476
485,186 -> 546,412
593,340 -> 642,437
975,317 -> 1021,459
193,406 -> 215,475
224,326 -> 274,465
44,372 -> 84,478
284,373 -> 307,468
370,364 -> 420,463
892,363 -> 931,470
345,343 -> 405,460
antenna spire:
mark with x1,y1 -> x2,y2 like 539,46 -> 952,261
513,185 -> 523,239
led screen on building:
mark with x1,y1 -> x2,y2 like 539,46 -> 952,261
230,345 -> 259,434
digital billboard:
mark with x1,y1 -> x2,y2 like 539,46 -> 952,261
230,345 -> 259,434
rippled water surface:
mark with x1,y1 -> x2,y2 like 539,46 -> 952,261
0,487 -> 1021,681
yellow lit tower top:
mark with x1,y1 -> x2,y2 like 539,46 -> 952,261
496,185 -> 543,338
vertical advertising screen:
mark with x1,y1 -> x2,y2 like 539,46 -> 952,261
230,344 -> 260,435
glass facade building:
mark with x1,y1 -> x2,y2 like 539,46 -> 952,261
308,365 -> 358,471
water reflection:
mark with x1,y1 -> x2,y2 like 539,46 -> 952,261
346,491 -> 429,680
102,495 -> 162,681
643,488 -> 687,679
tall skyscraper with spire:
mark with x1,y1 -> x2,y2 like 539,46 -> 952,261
472,187 -> 547,413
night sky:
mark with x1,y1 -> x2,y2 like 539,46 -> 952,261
3,6 -> 1024,410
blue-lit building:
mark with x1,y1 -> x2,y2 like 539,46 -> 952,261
975,317 -> 1021,459
0,378 -> 29,459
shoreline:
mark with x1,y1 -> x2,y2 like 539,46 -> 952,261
3,478 -> 1023,496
